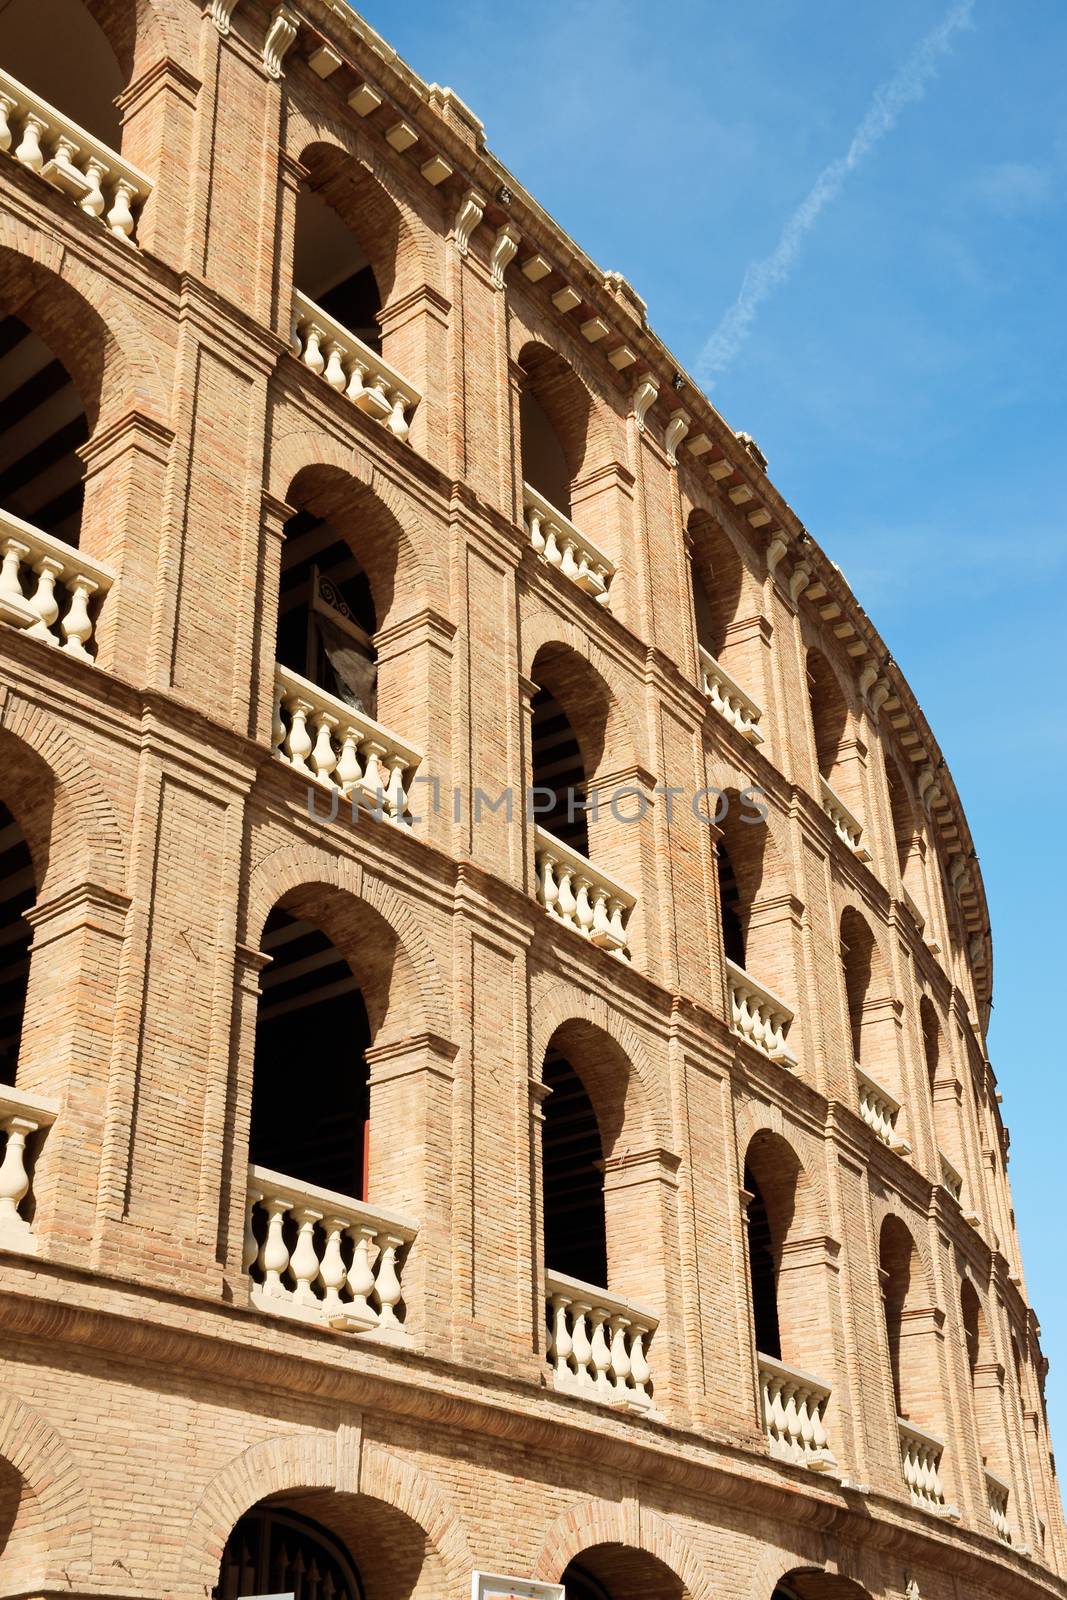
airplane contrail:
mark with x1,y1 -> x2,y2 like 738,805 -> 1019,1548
697,1 -> 976,386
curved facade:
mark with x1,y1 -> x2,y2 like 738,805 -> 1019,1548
0,5 -> 1061,1600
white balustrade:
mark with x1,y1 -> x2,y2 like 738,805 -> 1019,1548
698,646 -> 764,744
819,776 -> 871,862
291,290 -> 419,441
0,1086 -> 58,1255
855,1066 -> 907,1151
726,958 -> 798,1065
898,1418 -> 948,1511
758,1353 -> 837,1473
939,1150 -> 963,1201
985,1467 -> 1012,1544
0,67 -> 151,241
273,664 -> 422,826
534,824 -> 635,960
523,483 -> 615,608
545,1269 -> 658,1412
0,508 -> 115,660
245,1164 -> 417,1336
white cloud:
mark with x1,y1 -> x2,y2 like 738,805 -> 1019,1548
697,0 -> 976,386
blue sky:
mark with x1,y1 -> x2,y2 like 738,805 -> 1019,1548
352,0 -> 1067,1453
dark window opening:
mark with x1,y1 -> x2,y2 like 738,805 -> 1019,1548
278,510 -> 378,718
542,1048 -> 607,1288
251,907 -> 370,1201
718,841 -> 746,968
0,802 -> 33,1087
293,186 -> 383,355
0,314 -> 86,544
745,1163 -> 781,1361
531,685 -> 588,856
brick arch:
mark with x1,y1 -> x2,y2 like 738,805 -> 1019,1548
284,107 -> 442,305
0,693 -> 127,897
871,1197 -> 936,1307
175,1431 -> 471,1599
533,1499 -> 711,1600
0,1391 -> 95,1587
514,334 -> 622,491
265,426 -> 447,605
832,893 -> 892,990
529,974 -> 673,1154
0,214 -> 168,428
686,501 -> 764,653
521,609 -> 647,775
243,840 -> 450,1039
733,1098 -> 831,1239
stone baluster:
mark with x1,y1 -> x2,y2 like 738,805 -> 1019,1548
319,1217 -> 350,1317
346,1224 -> 378,1319
589,1308 -> 612,1394
0,1117 -> 37,1239
570,1300 -> 593,1385
302,324 -> 326,376
59,575 -> 98,658
0,538 -> 27,609
105,178 -> 136,241
288,1205 -> 323,1305
548,1291 -> 573,1378
283,698 -> 314,773
373,1232 -> 404,1327
15,112 -> 46,171
0,94 -> 15,151
335,727 -> 363,793
257,1197 -> 292,1298
309,711 -> 338,786
27,555 -> 63,643
385,390 -> 410,440
323,342 -> 347,391
81,156 -> 107,220
609,1314 -> 632,1396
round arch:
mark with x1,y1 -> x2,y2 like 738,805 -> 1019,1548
176,1432 -> 472,1600
535,1501 -> 709,1600
244,846 -> 450,1045
0,1392 -> 95,1591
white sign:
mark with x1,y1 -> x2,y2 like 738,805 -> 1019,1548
473,1572 -> 565,1600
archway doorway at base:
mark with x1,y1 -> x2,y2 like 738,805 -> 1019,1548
216,1505 -> 364,1600
561,1546 -> 686,1600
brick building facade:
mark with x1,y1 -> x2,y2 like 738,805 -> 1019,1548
0,4 -> 1062,1600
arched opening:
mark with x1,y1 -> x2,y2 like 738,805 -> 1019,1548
216,1505 -> 364,1600
540,1020 -> 666,1404
294,182 -> 383,356
0,1455 -> 46,1598
716,835 -> 746,968
771,1574 -> 873,1600
0,800 -> 34,1088
687,510 -> 766,742
518,343 -> 592,519
531,682 -> 588,857
274,467 -> 425,750
839,908 -> 874,1066
541,1046 -> 606,1287
806,650 -> 848,784
716,793 -> 796,1062
0,311 -> 88,546
689,514 -> 743,663
839,909 -> 901,1135
560,1546 -> 686,1600
879,1215 -> 942,1431
961,1276 -> 1007,1478
250,906 -> 370,1201
744,1131 -> 836,1468
716,791 -> 769,975
0,0 -> 125,150
278,507 -> 378,718
920,995 -> 940,1090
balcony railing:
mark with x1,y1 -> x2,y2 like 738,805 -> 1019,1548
545,1269 -> 657,1412
698,645 -> 764,745
291,289 -> 420,441
855,1066 -> 907,1151
523,483 -> 614,608
985,1467 -> 1012,1544
726,958 -> 797,1065
0,509 -> 115,660
819,776 -> 871,862
245,1164 -> 417,1336
533,825 -> 635,960
0,1086 -> 58,1255
0,66 -> 151,242
758,1353 -> 837,1473
272,664 -> 422,826
898,1418 -> 948,1512
938,1150 -> 963,1202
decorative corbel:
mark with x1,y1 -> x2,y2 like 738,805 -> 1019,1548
664,409 -> 689,463
858,661 -> 879,700
207,0 -> 239,32
632,378 -> 658,431
489,222 -> 520,288
263,4 -> 298,76
869,676 -> 891,714
766,532 -> 789,577
453,188 -> 485,255
788,559 -> 812,602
